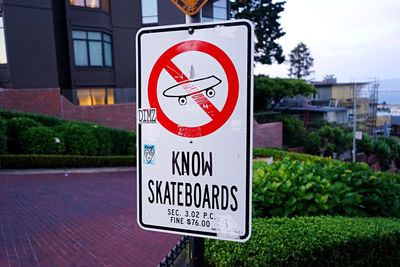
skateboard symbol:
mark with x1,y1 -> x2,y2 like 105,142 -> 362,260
163,75 -> 222,106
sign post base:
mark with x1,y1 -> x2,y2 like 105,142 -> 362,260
189,237 -> 204,267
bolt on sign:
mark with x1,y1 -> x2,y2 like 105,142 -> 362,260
170,0 -> 209,16
136,20 -> 254,242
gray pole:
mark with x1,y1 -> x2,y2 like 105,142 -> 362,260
186,10 -> 204,267
186,10 -> 202,24
352,82 -> 357,163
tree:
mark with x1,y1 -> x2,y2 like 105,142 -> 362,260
288,42 -> 314,79
279,114 -> 308,148
254,75 -> 316,111
305,125 -> 350,157
230,0 -> 285,65
356,134 -> 400,171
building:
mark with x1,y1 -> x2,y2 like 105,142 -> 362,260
391,115 -> 400,136
278,106 -> 349,128
0,0 -> 229,129
276,78 -> 380,132
311,78 -> 379,134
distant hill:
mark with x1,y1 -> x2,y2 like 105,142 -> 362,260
379,78 -> 400,105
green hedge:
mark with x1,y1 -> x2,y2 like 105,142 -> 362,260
205,216 -> 400,266
253,157 -> 400,218
0,109 -> 66,127
0,155 -> 135,169
0,109 -> 135,156
21,126 -> 65,154
254,147 -> 341,165
0,117 -> 6,154
58,123 -> 99,156
7,117 -> 41,153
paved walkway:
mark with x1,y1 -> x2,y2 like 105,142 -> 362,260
0,170 -> 182,267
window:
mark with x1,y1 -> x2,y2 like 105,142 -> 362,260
70,0 -> 100,8
72,31 -> 113,67
77,88 -> 114,106
0,17 -> 7,64
202,0 -> 228,22
213,0 -> 227,20
141,0 -> 158,24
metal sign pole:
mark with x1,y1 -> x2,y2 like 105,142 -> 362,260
185,10 -> 201,24
186,8 -> 204,267
189,236 -> 204,267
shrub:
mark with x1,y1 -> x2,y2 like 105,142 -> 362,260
90,125 -> 112,156
278,114 -> 307,148
372,138 -> 392,170
20,126 -> 64,154
252,157 -> 400,218
205,216 -> 400,267
58,123 -> 99,156
305,125 -> 350,157
0,109 -> 136,157
0,117 -> 6,154
254,147 -> 338,165
127,131 -> 136,155
0,154 -> 135,168
110,129 -> 135,155
7,117 -> 40,153
0,109 -> 64,127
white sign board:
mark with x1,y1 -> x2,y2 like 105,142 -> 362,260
136,20 -> 254,242
356,131 -> 363,140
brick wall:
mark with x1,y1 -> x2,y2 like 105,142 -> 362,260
0,88 -> 136,131
61,97 -> 136,131
0,88 -> 62,117
253,120 -> 283,148
0,88 -> 282,145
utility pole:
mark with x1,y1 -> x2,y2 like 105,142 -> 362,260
352,82 -> 357,163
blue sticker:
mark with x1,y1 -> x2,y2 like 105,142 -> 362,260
144,144 -> 155,164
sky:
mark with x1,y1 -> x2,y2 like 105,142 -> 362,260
255,0 -> 400,83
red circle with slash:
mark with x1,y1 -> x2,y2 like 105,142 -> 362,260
148,40 -> 239,138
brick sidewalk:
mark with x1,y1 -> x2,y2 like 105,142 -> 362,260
0,171 -> 181,267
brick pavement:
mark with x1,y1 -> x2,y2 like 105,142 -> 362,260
0,171 -> 181,267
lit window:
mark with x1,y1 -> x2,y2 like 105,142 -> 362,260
70,0 -> 100,9
91,88 -> 106,105
77,88 -> 115,106
72,30 -> 113,67
107,88 -> 114,104
70,0 -> 85,7
0,17 -> 7,64
86,0 -> 99,8
77,89 -> 92,106
141,0 -> 158,24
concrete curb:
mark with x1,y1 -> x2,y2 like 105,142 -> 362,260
0,167 -> 136,175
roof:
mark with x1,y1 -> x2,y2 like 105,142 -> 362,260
278,106 -> 348,113
312,81 -> 370,87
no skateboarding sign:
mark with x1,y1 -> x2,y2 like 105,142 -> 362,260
148,39 -> 239,138
136,20 -> 254,242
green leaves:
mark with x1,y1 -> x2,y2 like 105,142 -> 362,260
305,125 -> 350,158
253,75 -> 316,112
230,0 -> 286,65
288,42 -> 314,79
205,217 -> 400,266
0,109 -> 136,157
252,155 -> 400,218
